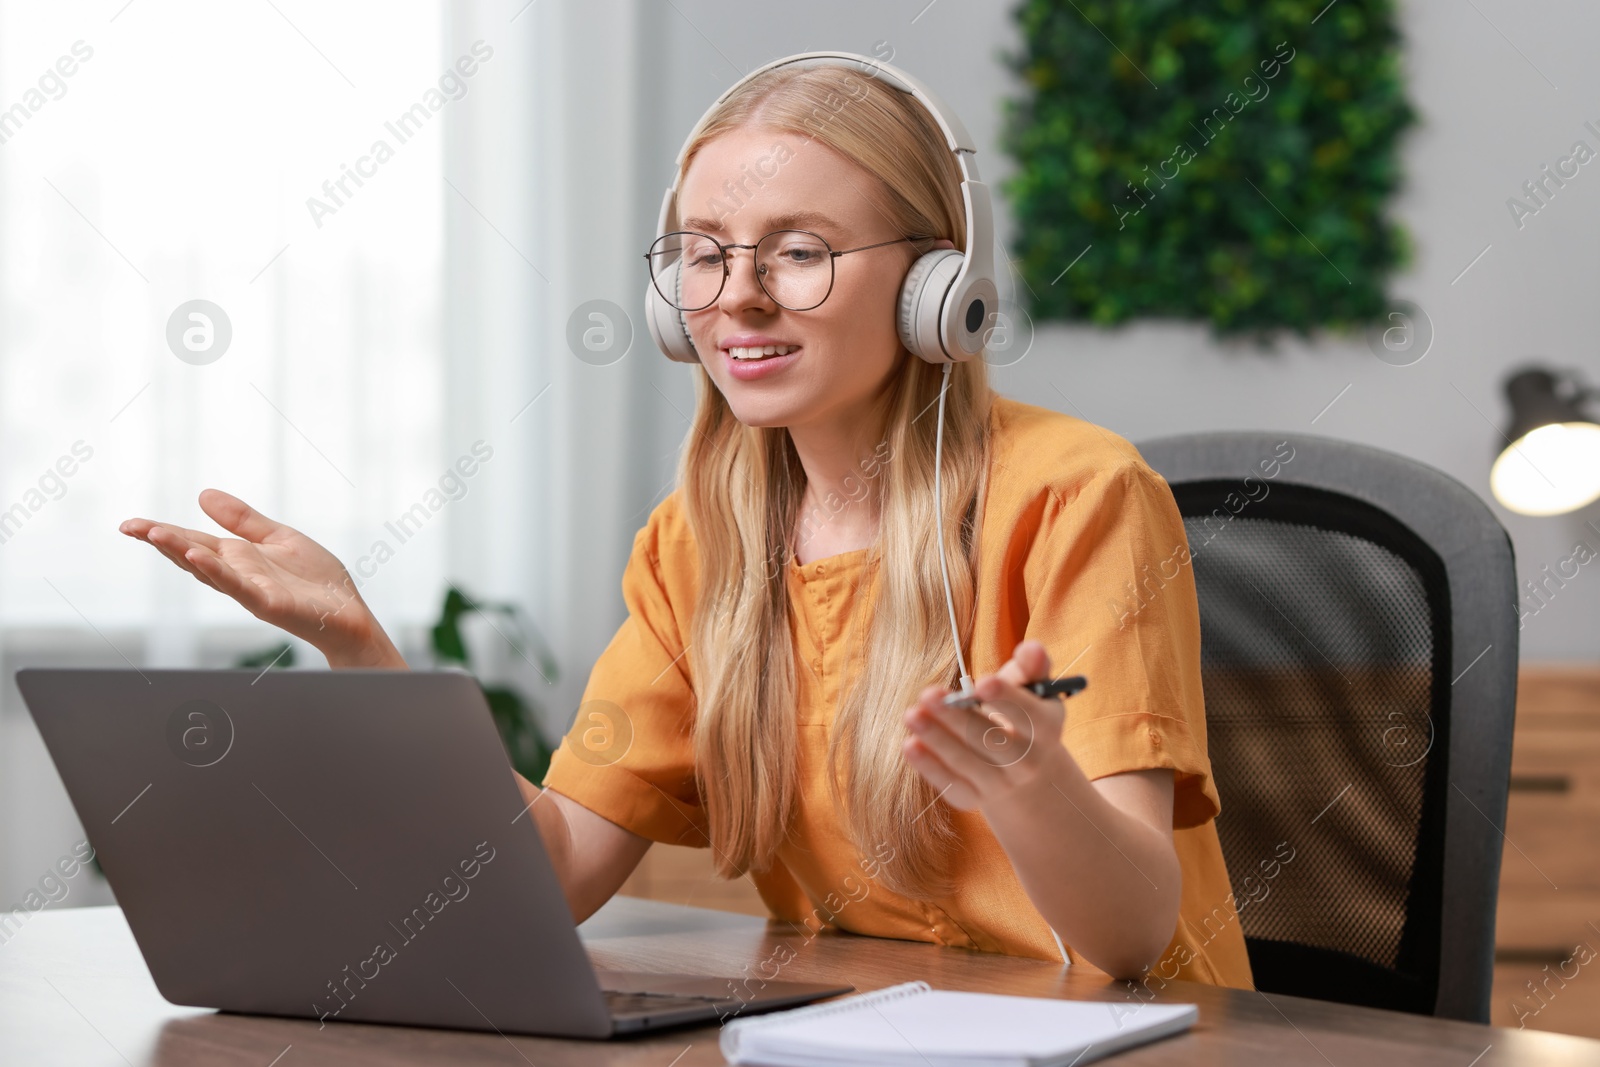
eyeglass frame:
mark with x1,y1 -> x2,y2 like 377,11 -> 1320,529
644,228 -> 938,312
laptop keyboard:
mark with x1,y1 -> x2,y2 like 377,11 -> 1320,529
603,989 -> 731,1015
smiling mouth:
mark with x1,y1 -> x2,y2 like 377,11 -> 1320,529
724,344 -> 801,361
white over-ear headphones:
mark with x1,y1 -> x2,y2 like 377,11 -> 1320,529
644,50 -> 995,702
643,50 -> 998,368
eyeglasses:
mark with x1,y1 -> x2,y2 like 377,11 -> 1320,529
645,229 -> 935,312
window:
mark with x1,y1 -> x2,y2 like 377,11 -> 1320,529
0,1 -> 449,635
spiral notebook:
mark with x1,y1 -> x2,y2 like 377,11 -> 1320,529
720,980 -> 1197,1067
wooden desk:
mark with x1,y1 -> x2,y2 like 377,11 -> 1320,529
3,898 -> 1597,1065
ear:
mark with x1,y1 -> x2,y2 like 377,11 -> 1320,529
932,238 -> 956,252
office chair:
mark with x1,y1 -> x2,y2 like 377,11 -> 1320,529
1135,431 -> 1518,1023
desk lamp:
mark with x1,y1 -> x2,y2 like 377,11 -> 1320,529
1490,366 -> 1600,516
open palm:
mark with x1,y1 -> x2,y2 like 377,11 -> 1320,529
120,488 -> 390,663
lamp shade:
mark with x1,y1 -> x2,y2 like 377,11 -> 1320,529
1490,366 -> 1600,516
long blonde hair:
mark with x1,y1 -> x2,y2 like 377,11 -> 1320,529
677,62 -> 993,898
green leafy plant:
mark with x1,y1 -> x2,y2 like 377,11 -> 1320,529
235,641 -> 295,669
429,585 -> 558,783
999,0 -> 1417,340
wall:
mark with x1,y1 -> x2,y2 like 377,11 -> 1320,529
628,0 -> 1600,661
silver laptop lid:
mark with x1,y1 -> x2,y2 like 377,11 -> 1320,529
17,667 -> 616,1038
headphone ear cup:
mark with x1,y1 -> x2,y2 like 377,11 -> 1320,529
897,248 -> 966,364
645,260 -> 699,363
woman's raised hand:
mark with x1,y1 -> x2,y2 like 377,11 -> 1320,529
119,488 -> 405,669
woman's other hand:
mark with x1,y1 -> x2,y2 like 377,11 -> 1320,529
900,639 -> 1071,812
120,488 -> 404,669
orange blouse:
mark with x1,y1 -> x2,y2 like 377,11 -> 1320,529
542,395 -> 1255,989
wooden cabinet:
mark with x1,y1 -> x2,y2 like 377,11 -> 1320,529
1490,665 -> 1600,1038
618,666 -> 1600,1037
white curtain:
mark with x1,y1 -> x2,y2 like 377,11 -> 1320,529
440,0 -> 691,742
0,0 -> 457,906
0,0 -> 691,908
0,0 -> 450,644
0,0 -> 688,911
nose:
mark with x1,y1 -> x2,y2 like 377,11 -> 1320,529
717,245 -> 777,314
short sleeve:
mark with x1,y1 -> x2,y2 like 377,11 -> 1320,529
540,499 -> 708,846
1021,461 -> 1220,829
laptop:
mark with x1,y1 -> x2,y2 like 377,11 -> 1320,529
16,667 -> 852,1037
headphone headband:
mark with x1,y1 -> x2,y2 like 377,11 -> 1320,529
667,52 -> 983,179
646,51 -> 998,366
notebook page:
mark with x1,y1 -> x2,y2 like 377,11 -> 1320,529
725,987 -> 1197,1067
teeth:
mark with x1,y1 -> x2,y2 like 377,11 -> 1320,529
727,344 -> 799,361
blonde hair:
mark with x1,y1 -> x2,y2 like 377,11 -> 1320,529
676,62 -> 993,897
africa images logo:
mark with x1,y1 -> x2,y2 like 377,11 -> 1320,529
312,840 -> 496,1028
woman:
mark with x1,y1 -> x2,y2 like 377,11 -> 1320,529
120,60 -> 1253,989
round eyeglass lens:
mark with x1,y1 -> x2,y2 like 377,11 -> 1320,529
649,230 -> 834,311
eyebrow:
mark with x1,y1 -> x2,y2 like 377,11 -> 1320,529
679,210 -> 843,236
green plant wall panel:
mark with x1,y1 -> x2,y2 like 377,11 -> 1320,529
999,0 -> 1417,339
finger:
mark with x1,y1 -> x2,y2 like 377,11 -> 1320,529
119,518 -> 224,553
905,703 -> 1006,786
995,639 -> 1052,687
920,689 -> 1014,759
145,523 -> 226,556
901,737 -> 981,810
918,682 -> 998,728
159,542 -> 220,591
133,527 -> 220,590
927,692 -> 1035,769
182,543 -> 262,607
198,489 -> 287,545
156,523 -> 224,552
969,676 -> 1052,754
180,561 -> 220,592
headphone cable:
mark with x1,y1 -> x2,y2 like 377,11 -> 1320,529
933,361 -> 974,700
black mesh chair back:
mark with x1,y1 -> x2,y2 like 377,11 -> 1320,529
1135,431 -> 1517,1022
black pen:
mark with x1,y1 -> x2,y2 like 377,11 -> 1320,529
940,675 -> 1088,709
